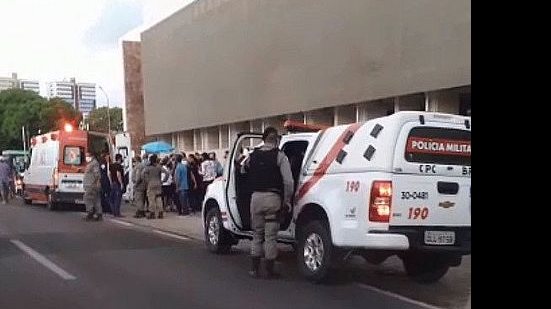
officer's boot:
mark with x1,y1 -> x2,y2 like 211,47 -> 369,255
248,256 -> 261,278
95,214 -> 103,221
265,259 -> 280,279
84,212 -> 94,221
158,212 -> 164,219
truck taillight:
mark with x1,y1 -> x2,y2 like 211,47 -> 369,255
369,181 -> 392,223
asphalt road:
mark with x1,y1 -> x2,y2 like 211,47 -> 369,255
1,199 -> 468,309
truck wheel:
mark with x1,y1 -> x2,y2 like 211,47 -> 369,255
205,208 -> 232,254
297,220 -> 334,283
402,253 -> 450,284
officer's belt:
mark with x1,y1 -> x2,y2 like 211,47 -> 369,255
253,189 -> 282,194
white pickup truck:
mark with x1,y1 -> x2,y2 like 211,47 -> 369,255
202,111 -> 471,283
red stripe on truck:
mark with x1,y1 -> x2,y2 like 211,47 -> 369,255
296,123 -> 363,201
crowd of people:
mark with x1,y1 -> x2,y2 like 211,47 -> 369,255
131,151 -> 225,220
83,149 -> 225,221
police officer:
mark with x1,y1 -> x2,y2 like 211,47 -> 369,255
132,154 -> 147,218
242,127 -> 294,278
83,151 -> 102,221
143,154 -> 163,219
0,156 -> 13,204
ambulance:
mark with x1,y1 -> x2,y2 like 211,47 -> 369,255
23,124 -> 113,210
202,111 -> 471,283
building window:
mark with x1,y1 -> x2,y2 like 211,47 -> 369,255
459,93 -> 471,116
396,93 -> 425,112
206,126 -> 219,150
335,105 -> 356,125
220,125 -> 229,149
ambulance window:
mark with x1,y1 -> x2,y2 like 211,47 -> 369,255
405,127 -> 471,166
64,146 -> 83,165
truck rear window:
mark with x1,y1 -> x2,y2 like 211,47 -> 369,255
405,127 -> 471,166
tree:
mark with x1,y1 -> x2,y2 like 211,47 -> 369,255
39,97 -> 82,132
0,89 -> 81,150
0,89 -> 46,150
87,107 -> 123,133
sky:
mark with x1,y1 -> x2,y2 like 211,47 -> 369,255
0,0 -> 194,108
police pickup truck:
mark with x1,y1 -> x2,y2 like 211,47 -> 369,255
202,111 -> 471,283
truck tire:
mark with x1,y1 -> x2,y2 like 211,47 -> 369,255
297,220 -> 334,283
402,253 -> 450,284
205,207 -> 232,254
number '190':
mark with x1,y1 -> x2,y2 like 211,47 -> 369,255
408,207 -> 429,220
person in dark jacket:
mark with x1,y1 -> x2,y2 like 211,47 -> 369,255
188,154 -> 203,213
100,153 -> 111,214
109,154 -> 124,217
241,127 -> 294,278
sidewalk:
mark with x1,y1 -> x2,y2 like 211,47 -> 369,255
117,201 -> 204,241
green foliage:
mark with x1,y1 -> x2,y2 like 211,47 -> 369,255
87,106 -> 123,133
0,89 -> 82,150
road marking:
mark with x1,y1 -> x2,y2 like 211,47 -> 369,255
10,239 -> 76,281
110,219 -> 135,227
152,229 -> 190,241
356,283 -> 443,309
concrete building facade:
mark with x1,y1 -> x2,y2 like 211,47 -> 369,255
138,0 -> 471,155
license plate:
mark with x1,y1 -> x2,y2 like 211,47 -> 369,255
424,231 -> 455,245
75,199 -> 84,204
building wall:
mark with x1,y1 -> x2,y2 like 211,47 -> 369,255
160,85 -> 470,160
123,41 -> 147,153
142,0 -> 471,136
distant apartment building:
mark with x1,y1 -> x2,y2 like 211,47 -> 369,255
0,73 -> 19,91
48,78 -> 97,116
20,80 -> 40,94
0,72 -> 40,94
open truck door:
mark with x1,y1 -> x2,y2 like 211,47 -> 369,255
115,132 -> 133,202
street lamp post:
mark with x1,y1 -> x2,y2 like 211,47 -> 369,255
98,86 -> 111,134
